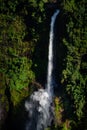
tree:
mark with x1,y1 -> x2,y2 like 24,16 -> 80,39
61,0 -> 87,119
0,14 -> 35,91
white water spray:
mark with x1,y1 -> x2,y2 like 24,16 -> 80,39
25,10 -> 60,130
25,89 -> 53,130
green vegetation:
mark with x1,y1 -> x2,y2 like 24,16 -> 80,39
0,0 -> 47,98
61,0 -> 87,120
54,97 -> 63,127
0,0 -> 87,130
0,0 -> 49,129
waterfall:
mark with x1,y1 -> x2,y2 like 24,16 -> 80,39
25,10 -> 60,130
46,10 -> 60,94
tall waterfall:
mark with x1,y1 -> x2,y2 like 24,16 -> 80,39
25,10 -> 60,130
47,10 -> 60,94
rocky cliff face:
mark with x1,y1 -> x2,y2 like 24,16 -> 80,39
0,74 -> 9,130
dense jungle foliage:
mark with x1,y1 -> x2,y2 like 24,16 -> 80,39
0,0 -> 87,130
62,0 -> 87,124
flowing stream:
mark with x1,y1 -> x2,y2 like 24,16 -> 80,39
25,10 -> 60,130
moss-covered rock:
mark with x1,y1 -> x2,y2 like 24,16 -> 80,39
10,87 -> 29,107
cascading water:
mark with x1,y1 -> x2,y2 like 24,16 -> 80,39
25,10 -> 60,130
46,10 -> 60,94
